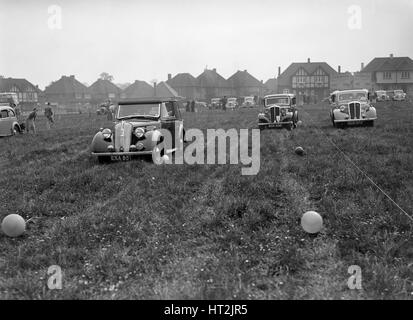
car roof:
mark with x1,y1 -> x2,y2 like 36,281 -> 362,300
264,93 -> 295,98
332,89 -> 368,95
0,105 -> 14,111
118,97 -> 180,105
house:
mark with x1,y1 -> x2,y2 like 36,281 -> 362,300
264,78 -> 278,95
0,77 -> 41,109
196,68 -> 232,101
44,75 -> 90,106
166,73 -> 200,100
361,54 -> 413,96
277,58 -> 338,103
227,70 -> 264,97
88,79 -> 121,104
330,64 -> 373,92
154,81 -> 181,98
121,80 -> 154,99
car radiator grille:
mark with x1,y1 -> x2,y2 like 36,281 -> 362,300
115,121 -> 133,152
349,102 -> 361,119
270,107 -> 280,122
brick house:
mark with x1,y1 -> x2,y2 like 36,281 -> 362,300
0,77 -> 41,110
88,79 -> 121,104
44,75 -> 90,106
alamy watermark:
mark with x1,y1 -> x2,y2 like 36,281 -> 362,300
151,128 -> 261,176
347,265 -> 362,290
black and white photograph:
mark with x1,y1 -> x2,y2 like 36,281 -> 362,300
0,0 -> 412,305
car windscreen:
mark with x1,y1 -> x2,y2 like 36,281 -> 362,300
265,97 -> 289,105
338,92 -> 367,101
117,103 -> 160,118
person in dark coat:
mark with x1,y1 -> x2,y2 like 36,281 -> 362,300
221,96 -> 227,111
191,100 -> 196,112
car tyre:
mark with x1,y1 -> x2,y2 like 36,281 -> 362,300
366,120 -> 374,127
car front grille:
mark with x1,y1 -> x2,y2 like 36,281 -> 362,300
115,121 -> 133,152
270,106 -> 280,122
349,102 -> 361,119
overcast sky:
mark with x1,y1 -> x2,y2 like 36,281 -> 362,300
1,0 -> 412,89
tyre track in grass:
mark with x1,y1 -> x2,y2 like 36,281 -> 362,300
276,121 -> 361,299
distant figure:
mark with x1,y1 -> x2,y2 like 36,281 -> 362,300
221,96 -> 227,111
25,107 -> 38,134
186,100 -> 190,112
109,104 -> 116,119
191,100 -> 195,112
44,102 -> 54,130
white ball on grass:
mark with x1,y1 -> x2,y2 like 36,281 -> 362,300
1,214 -> 26,237
301,211 -> 323,234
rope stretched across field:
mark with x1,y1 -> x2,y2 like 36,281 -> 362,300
299,106 -> 413,223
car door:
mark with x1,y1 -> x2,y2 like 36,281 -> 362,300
161,101 -> 177,149
0,109 -> 12,136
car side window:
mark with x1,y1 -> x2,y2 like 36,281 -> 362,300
0,110 -> 8,118
164,102 -> 176,118
9,109 -> 15,117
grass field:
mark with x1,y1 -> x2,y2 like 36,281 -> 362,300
0,101 -> 412,299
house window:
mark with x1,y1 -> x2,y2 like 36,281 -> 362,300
383,72 -> 392,80
401,71 -> 410,79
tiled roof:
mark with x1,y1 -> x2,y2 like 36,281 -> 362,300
167,73 -> 197,87
44,75 -> 89,94
362,56 -> 413,72
196,69 -> 230,88
0,77 -> 41,92
122,80 -> 154,98
88,79 -> 121,95
227,70 -> 263,88
155,82 -> 180,98
277,62 -> 338,86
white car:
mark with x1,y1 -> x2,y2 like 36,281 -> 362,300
329,89 -> 377,127
392,90 -> 406,101
375,90 -> 389,102
241,96 -> 255,108
226,97 -> 238,110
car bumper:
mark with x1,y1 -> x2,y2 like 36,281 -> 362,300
334,117 -> 377,123
91,151 -> 153,156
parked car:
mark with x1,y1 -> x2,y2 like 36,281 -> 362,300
392,89 -> 406,101
258,93 -> 298,130
240,96 -> 255,108
91,98 -> 185,163
375,90 -> 389,102
0,105 -> 22,137
329,89 -> 377,128
226,97 -> 238,110
210,98 -> 222,109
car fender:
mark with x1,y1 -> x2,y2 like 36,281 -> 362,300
332,109 -> 348,121
91,131 -> 112,153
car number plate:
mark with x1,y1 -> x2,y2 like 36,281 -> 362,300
348,121 -> 358,125
269,123 -> 282,128
111,155 -> 131,161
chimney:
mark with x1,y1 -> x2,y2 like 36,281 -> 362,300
390,53 -> 394,58
307,58 -> 310,63
278,66 -> 281,77
244,69 -> 247,73
213,68 -> 217,73
361,62 -> 364,71
153,82 -> 157,97
70,75 -> 75,79
167,73 -> 172,81
338,65 -> 341,73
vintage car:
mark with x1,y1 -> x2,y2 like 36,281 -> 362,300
210,98 -> 222,109
91,98 -> 184,163
240,96 -> 255,108
375,90 -> 389,102
0,105 -> 22,137
226,97 -> 238,110
258,94 -> 298,130
329,89 -> 377,127
392,89 -> 406,101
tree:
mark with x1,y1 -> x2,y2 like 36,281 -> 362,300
99,72 -> 114,82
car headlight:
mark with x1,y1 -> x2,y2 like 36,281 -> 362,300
102,128 -> 112,139
339,105 -> 348,113
134,127 -> 145,138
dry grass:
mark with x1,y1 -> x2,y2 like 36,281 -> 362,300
0,102 -> 412,299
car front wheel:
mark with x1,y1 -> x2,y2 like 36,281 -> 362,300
98,156 -> 110,164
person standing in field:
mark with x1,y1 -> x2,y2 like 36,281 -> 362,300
191,100 -> 195,112
25,107 -> 38,134
44,102 -> 54,130
221,96 -> 227,111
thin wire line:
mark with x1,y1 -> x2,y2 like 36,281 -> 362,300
299,106 -> 413,223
